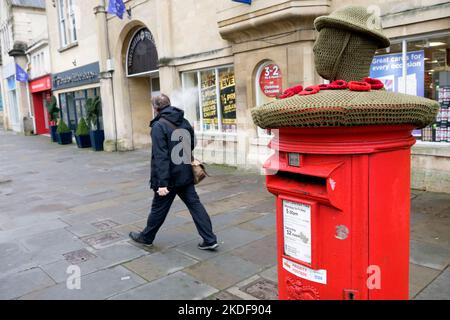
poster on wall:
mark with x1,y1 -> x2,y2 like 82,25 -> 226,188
259,64 -> 283,97
200,71 -> 218,130
369,50 -> 425,97
220,71 -> 237,132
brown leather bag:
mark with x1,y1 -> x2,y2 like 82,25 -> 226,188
159,118 -> 208,185
191,158 -> 209,185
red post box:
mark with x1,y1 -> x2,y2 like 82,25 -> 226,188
264,125 -> 415,300
251,6 -> 439,300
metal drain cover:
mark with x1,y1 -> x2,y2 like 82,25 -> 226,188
63,249 -> 97,264
242,279 -> 278,300
92,219 -> 120,230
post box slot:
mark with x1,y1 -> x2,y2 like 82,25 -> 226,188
276,171 -> 327,186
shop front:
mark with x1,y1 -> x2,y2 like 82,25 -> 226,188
52,62 -> 103,132
30,75 -> 52,135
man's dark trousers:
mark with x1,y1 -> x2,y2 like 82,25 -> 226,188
141,184 -> 217,244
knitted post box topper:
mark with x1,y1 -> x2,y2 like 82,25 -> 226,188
251,5 -> 439,129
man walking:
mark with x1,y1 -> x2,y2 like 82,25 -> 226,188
129,94 -> 218,250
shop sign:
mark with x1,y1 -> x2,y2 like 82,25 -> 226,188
370,50 -> 424,96
127,28 -> 158,76
30,75 -> 52,93
259,63 -> 282,97
52,62 -> 100,91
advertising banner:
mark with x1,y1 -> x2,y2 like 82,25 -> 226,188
200,71 -> 218,130
369,50 -> 424,97
219,71 -> 236,132
259,64 -> 282,98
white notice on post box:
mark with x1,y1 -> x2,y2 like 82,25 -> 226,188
283,200 -> 311,264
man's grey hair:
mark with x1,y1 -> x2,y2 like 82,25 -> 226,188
152,94 -> 171,112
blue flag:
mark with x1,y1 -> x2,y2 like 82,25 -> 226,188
107,0 -> 125,19
232,0 -> 252,4
15,64 -> 28,82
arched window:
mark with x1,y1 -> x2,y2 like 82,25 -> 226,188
126,28 -> 158,77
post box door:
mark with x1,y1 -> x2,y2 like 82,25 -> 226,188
277,155 -> 358,300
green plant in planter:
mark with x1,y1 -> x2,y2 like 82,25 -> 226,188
75,117 -> 90,136
45,95 -> 60,124
75,117 -> 92,148
85,96 -> 102,130
85,96 -> 104,151
57,119 -> 71,134
46,95 -> 60,142
56,119 -> 73,145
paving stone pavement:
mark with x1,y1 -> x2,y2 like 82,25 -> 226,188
0,130 -> 449,300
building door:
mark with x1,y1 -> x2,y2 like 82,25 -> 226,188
33,91 -> 50,135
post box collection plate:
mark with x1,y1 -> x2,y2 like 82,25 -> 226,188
282,200 -> 311,264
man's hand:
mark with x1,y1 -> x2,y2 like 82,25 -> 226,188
157,187 -> 170,196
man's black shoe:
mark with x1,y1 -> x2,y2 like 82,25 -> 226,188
129,232 -> 153,247
198,241 -> 219,250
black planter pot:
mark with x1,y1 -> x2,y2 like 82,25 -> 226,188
75,135 -> 92,148
57,132 -> 73,145
50,125 -> 58,142
90,130 -> 104,151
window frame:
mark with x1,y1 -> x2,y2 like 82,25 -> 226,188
57,0 -> 77,48
68,0 -> 77,43
181,64 -> 236,135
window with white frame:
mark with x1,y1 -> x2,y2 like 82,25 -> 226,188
30,50 -> 47,79
57,0 -> 77,48
181,66 -> 237,133
0,24 -> 13,54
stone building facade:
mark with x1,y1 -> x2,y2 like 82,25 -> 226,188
0,0 -> 47,133
42,0 -> 450,192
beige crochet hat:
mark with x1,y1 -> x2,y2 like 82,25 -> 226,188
313,6 -> 391,82
314,6 -> 390,48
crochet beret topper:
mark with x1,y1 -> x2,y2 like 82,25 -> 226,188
251,6 -> 439,129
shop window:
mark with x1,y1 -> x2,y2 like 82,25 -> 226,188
181,66 -> 236,133
58,88 -> 102,131
219,67 -> 237,133
255,61 -> 282,136
371,34 -> 450,143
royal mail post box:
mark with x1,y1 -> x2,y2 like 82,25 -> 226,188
264,125 -> 415,300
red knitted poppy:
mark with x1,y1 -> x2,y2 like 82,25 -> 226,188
318,84 -> 330,90
329,80 -> 348,89
278,85 -> 304,99
299,86 -> 320,95
278,91 -> 295,99
285,85 -> 303,94
363,77 -> 384,90
349,81 -> 371,91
